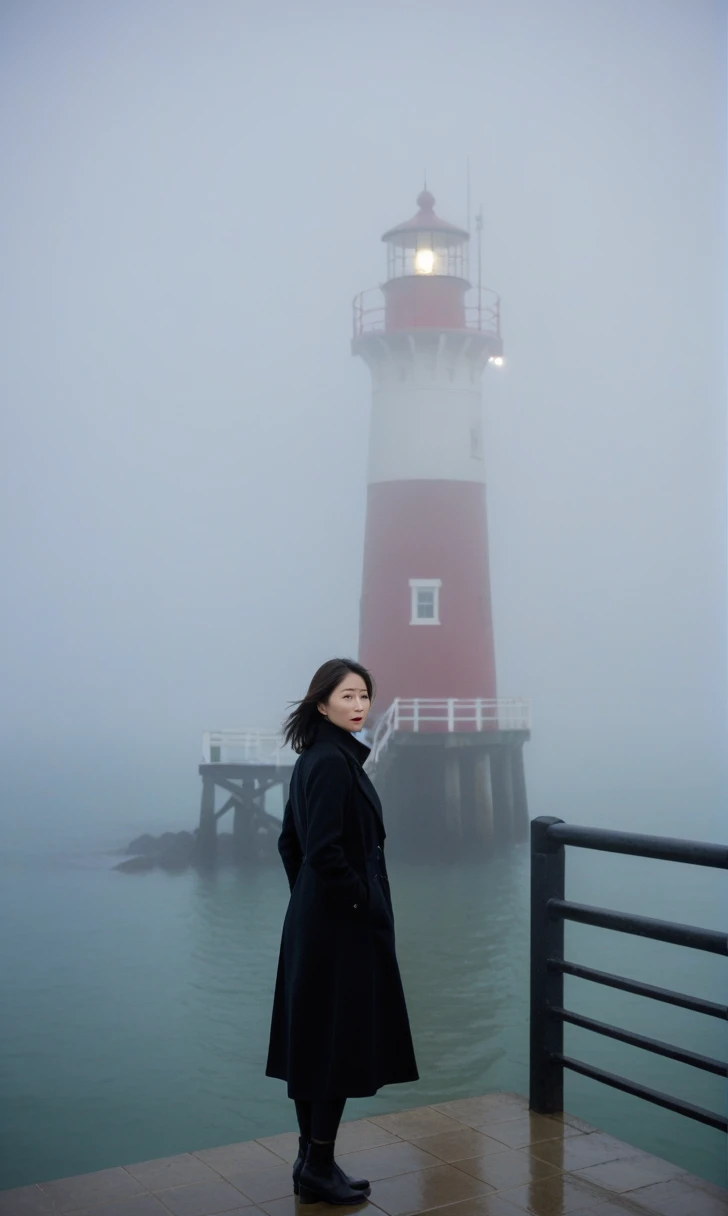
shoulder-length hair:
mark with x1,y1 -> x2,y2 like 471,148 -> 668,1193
283,658 -> 375,754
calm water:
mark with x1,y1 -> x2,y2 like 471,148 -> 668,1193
0,833 -> 726,1190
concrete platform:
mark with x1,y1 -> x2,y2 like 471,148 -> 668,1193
1,1093 -> 725,1216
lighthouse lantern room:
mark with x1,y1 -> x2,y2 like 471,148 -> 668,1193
353,189 -> 530,858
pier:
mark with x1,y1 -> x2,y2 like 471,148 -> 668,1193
197,698 -> 531,864
366,697 -> 530,858
196,730 -> 295,864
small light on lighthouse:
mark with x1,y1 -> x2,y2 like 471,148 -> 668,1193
488,355 -> 504,367
414,247 -> 436,275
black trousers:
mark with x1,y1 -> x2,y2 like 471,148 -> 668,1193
295,1098 -> 346,1142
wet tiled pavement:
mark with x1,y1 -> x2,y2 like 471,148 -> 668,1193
2,1093 -> 725,1216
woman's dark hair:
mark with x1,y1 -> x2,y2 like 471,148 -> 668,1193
283,658 -> 375,754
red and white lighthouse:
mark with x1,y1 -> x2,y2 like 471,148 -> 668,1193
354,190 -> 504,720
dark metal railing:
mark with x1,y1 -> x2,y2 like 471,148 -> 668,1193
530,816 -> 728,1133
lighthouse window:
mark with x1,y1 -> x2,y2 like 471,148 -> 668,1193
409,579 -> 442,626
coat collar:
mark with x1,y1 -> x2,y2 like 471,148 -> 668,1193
312,717 -> 383,830
314,715 -> 371,766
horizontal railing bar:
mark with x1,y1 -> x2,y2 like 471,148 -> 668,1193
546,822 -> 728,869
548,898 -> 728,956
552,1006 -> 728,1076
549,958 -> 728,1020
557,1054 -> 728,1132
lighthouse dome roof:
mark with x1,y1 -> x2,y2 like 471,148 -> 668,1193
381,190 -> 469,246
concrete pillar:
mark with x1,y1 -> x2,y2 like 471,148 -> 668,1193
473,750 -> 494,850
492,748 -> 515,846
511,745 -> 530,842
197,774 -> 217,864
444,750 -> 463,846
233,778 -> 257,863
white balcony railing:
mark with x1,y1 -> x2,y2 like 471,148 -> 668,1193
202,730 -> 295,767
369,697 -> 531,767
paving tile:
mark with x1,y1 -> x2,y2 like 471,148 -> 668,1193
368,1107 -> 467,1142
0,1187 -> 59,1216
527,1134 -> 638,1174
496,1172 -> 615,1214
251,1135 -> 301,1167
415,1191 -> 534,1211
220,1165 -> 294,1204
574,1152 -> 687,1196
336,1142 -> 442,1182
77,1198 -> 171,1216
546,1114 -> 598,1136
409,1130 -> 510,1164
39,1170 -> 145,1211
678,1175 -> 728,1200
154,1181 -> 251,1216
255,1196 -> 364,1216
432,1098 -> 528,1130
452,1151 -> 562,1192
193,1144 -> 282,1179
415,1196 -> 531,1216
623,1176 -> 728,1215
125,1159 -> 220,1193
368,1163 -> 494,1215
476,1116 -> 582,1152
335,1121 -> 405,1155
558,1204 -> 647,1216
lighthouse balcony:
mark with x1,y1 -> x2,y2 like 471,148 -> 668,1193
370,696 -> 531,766
353,284 -> 502,351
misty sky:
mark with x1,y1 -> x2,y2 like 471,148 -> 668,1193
1,0 -> 725,841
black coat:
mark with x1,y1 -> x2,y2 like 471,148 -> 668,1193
265,717 -> 419,1100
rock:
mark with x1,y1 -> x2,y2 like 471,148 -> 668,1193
157,849 -> 191,872
126,834 -> 158,855
114,854 -> 157,873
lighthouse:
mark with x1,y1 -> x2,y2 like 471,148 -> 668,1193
353,190 -> 530,857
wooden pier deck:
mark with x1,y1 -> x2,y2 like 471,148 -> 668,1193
2,1093 -> 725,1216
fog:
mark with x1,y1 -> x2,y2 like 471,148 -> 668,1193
1,0 -> 725,846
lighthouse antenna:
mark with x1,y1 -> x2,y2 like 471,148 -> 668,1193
466,155 -> 471,235
476,203 -> 484,329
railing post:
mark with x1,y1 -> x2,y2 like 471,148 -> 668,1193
530,816 -> 565,1114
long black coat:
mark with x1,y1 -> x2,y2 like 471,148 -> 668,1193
265,717 -> 419,1100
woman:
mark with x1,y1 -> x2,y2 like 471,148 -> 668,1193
266,658 -> 419,1205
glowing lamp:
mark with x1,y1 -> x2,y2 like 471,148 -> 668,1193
414,247 -> 436,275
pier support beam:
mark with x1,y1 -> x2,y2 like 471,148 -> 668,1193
512,745 -> 529,842
473,751 -> 494,850
198,775 -> 217,864
444,751 -> 463,848
491,747 -> 515,847
232,776 -> 258,863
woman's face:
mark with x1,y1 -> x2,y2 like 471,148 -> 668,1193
320,672 -> 371,733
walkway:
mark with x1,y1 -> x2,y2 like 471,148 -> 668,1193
1,1093 -> 725,1216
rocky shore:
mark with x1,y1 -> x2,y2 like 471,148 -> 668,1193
114,823 -> 280,872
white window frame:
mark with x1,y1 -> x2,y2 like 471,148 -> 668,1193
409,578 -> 442,626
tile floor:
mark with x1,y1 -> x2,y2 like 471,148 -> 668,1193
1,1094 -> 725,1216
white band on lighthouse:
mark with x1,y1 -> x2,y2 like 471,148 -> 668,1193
363,336 -> 489,486
368,383 -> 485,485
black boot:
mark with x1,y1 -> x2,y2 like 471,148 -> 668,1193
293,1137 -> 370,1196
299,1140 -> 370,1205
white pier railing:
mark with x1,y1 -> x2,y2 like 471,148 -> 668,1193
369,697 -> 531,767
202,730 -> 295,767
